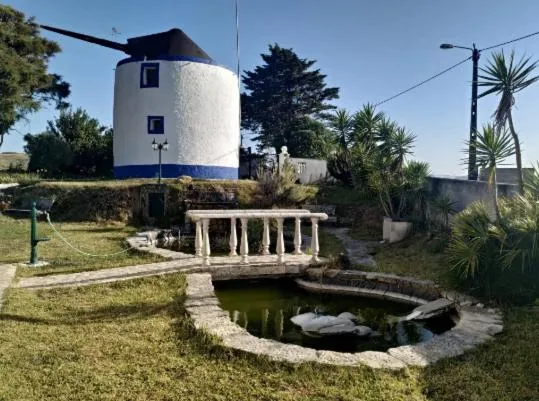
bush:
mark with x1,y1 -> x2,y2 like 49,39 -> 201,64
327,149 -> 354,187
255,162 -> 315,207
448,195 -> 539,304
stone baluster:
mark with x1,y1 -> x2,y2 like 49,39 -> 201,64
310,217 -> 319,263
202,218 -> 211,266
194,220 -> 202,257
240,218 -> 249,264
262,218 -> 270,255
293,217 -> 302,255
229,217 -> 238,256
276,217 -> 285,264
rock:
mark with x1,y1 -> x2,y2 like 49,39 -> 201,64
318,323 -> 359,335
406,298 -> 455,321
290,312 -> 317,327
302,315 -> 355,332
354,325 -> 373,337
337,312 -> 357,321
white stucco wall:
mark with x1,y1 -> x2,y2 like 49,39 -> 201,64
113,59 -> 240,178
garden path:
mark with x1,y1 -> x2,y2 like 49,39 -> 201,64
323,227 -> 377,268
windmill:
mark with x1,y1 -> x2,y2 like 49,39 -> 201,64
41,25 -> 240,179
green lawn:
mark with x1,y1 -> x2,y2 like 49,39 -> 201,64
373,235 -> 453,285
0,215 -> 163,277
0,274 -> 536,401
0,217 -> 537,400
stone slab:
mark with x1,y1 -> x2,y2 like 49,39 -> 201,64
0,264 -> 17,310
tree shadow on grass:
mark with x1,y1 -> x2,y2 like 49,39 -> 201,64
0,301 -> 170,326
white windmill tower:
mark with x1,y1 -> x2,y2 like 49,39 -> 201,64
41,25 -> 240,179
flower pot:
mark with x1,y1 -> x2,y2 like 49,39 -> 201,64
389,221 -> 412,243
382,216 -> 392,242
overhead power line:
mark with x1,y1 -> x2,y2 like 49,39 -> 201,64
481,29 -> 539,51
374,28 -> 539,107
374,56 -> 471,107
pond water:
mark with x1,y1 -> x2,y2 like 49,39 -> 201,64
214,279 -> 456,353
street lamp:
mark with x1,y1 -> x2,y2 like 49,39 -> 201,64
440,42 -> 481,181
151,138 -> 168,184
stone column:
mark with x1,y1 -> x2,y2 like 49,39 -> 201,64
276,217 -> 285,264
293,217 -> 303,255
240,217 -> 249,264
194,220 -> 202,257
229,217 -> 238,256
262,217 -> 270,255
202,218 -> 211,266
310,217 -> 319,263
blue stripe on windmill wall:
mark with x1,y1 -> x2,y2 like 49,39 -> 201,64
114,164 -> 239,180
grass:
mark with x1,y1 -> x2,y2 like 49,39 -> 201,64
0,152 -> 28,170
0,172 -> 40,184
0,217 -> 536,399
0,215 -> 163,277
315,184 -> 374,205
0,273 -> 536,400
372,235 -> 453,285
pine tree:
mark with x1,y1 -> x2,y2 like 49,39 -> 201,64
241,44 -> 339,155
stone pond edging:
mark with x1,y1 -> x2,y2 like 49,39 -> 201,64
185,272 -> 503,369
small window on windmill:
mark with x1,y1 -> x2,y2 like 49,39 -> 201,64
140,63 -> 159,88
148,116 -> 164,134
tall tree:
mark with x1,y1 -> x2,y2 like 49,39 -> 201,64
478,50 -> 538,193
241,44 -> 339,155
0,5 -> 70,148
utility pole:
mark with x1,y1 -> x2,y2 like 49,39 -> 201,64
469,45 -> 480,180
441,42 -> 482,180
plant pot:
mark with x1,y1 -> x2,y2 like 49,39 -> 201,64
389,221 -> 412,243
382,216 -> 392,242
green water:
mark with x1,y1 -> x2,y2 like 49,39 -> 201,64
214,279 -> 456,353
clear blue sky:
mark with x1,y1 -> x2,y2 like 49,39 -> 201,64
4,0 -> 539,175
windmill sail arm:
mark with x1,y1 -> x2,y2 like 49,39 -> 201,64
40,25 -> 128,53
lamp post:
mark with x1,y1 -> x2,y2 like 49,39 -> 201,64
440,43 -> 481,181
151,138 -> 168,184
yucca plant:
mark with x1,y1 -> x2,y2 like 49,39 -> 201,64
327,149 -> 354,187
352,103 -> 384,148
329,109 -> 355,149
448,194 -> 539,303
524,162 -> 539,196
429,194 -> 457,231
478,50 -> 539,193
468,124 -> 515,220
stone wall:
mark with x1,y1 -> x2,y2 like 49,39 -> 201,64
478,167 -> 533,184
428,176 -> 519,215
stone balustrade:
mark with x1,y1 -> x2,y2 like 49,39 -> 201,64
186,209 -> 328,266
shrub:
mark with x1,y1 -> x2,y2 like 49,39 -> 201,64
255,162 -> 314,207
448,195 -> 539,304
327,149 -> 354,187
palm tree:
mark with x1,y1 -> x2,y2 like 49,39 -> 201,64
352,103 -> 384,147
478,50 -> 539,194
470,124 -> 515,220
329,109 -> 355,148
